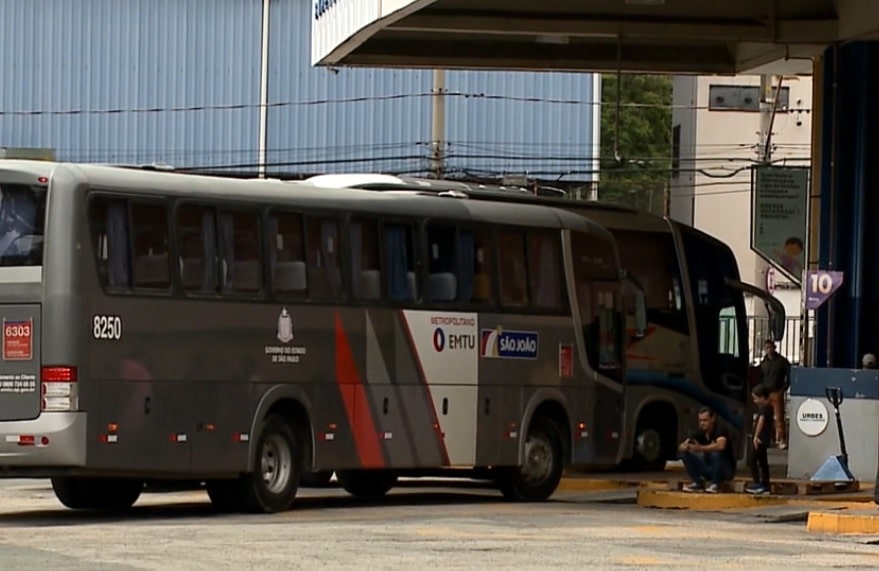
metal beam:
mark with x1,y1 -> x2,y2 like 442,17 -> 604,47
341,38 -> 737,74
390,14 -> 839,44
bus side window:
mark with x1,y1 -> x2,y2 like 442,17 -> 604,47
269,211 -> 307,297
527,231 -> 564,311
384,222 -> 418,303
570,230 -> 623,380
304,216 -> 342,301
130,202 -> 171,290
89,197 -> 131,290
349,218 -> 381,301
497,228 -> 528,308
217,210 -> 262,295
463,226 -> 493,305
176,204 -> 218,294
426,223 -> 457,303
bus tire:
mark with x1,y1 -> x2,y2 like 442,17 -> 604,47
497,417 -> 563,502
631,412 -> 674,472
241,413 -> 302,513
336,470 -> 397,500
301,470 -> 334,488
51,477 -> 99,510
51,477 -> 142,512
205,480 -> 245,512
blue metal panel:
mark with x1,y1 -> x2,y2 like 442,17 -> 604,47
445,71 -> 598,182
0,0 -> 601,180
0,0 -> 262,169
267,0 -> 432,176
816,41 -> 879,368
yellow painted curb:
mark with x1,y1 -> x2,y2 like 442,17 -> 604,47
807,510 -> 879,535
556,478 -> 639,492
637,489 -> 790,510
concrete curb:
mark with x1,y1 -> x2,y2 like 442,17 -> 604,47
636,489 -> 874,511
807,509 -> 879,535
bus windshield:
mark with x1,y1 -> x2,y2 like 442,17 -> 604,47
0,182 -> 46,266
677,225 -> 749,401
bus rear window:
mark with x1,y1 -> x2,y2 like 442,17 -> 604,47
0,183 -> 46,267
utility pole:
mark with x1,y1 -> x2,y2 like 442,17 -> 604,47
430,69 -> 446,179
754,74 -> 784,343
758,74 -> 775,164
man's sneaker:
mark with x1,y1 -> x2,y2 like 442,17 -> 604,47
778,441 -> 788,450
682,482 -> 703,493
705,483 -> 720,493
746,485 -> 770,495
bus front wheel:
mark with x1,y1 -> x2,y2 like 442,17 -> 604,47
497,417 -> 563,502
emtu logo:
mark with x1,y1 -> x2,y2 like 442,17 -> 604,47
432,327 -> 475,352
433,327 -> 446,352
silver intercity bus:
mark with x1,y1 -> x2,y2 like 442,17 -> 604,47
0,161 -> 648,514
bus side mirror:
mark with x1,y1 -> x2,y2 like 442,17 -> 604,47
768,306 -> 786,342
634,290 -> 647,337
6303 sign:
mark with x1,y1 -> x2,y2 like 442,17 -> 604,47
804,270 -> 844,310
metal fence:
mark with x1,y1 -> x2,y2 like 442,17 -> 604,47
746,315 -> 803,365
720,314 -> 803,365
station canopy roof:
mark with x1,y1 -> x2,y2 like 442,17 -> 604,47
312,0 -> 879,75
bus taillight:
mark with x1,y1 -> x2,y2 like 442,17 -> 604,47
40,366 -> 79,412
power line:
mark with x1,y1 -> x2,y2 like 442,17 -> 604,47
0,91 -> 814,117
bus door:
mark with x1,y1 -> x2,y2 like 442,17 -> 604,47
568,229 -> 627,463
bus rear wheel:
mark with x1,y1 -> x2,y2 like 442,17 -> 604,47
51,477 -> 143,512
497,417 -> 563,502
209,413 -> 302,514
336,470 -> 397,500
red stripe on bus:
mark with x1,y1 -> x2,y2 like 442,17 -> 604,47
398,310 -> 451,466
334,314 -> 384,469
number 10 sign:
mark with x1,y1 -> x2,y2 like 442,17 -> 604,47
804,270 -> 844,310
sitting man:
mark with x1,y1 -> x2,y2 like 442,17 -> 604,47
678,407 -> 737,493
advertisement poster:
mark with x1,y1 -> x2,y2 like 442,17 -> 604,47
751,165 -> 809,284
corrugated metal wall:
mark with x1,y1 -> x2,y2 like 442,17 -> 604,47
0,0 -> 262,167
0,0 -> 598,181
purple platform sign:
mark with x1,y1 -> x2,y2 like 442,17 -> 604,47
804,270 -> 844,310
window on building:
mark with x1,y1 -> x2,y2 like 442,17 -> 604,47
708,84 -> 790,112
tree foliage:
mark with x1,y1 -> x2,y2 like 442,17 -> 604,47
598,74 -> 673,214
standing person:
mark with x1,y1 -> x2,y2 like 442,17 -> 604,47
678,407 -> 737,493
760,340 -> 791,449
746,385 -> 773,494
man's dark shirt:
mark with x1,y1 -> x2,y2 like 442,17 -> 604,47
754,402 -> 774,446
761,353 -> 791,392
688,424 -> 736,468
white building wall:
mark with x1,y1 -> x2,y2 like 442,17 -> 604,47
671,74 -> 813,362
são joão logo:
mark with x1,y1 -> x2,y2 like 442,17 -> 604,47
480,328 -> 539,359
